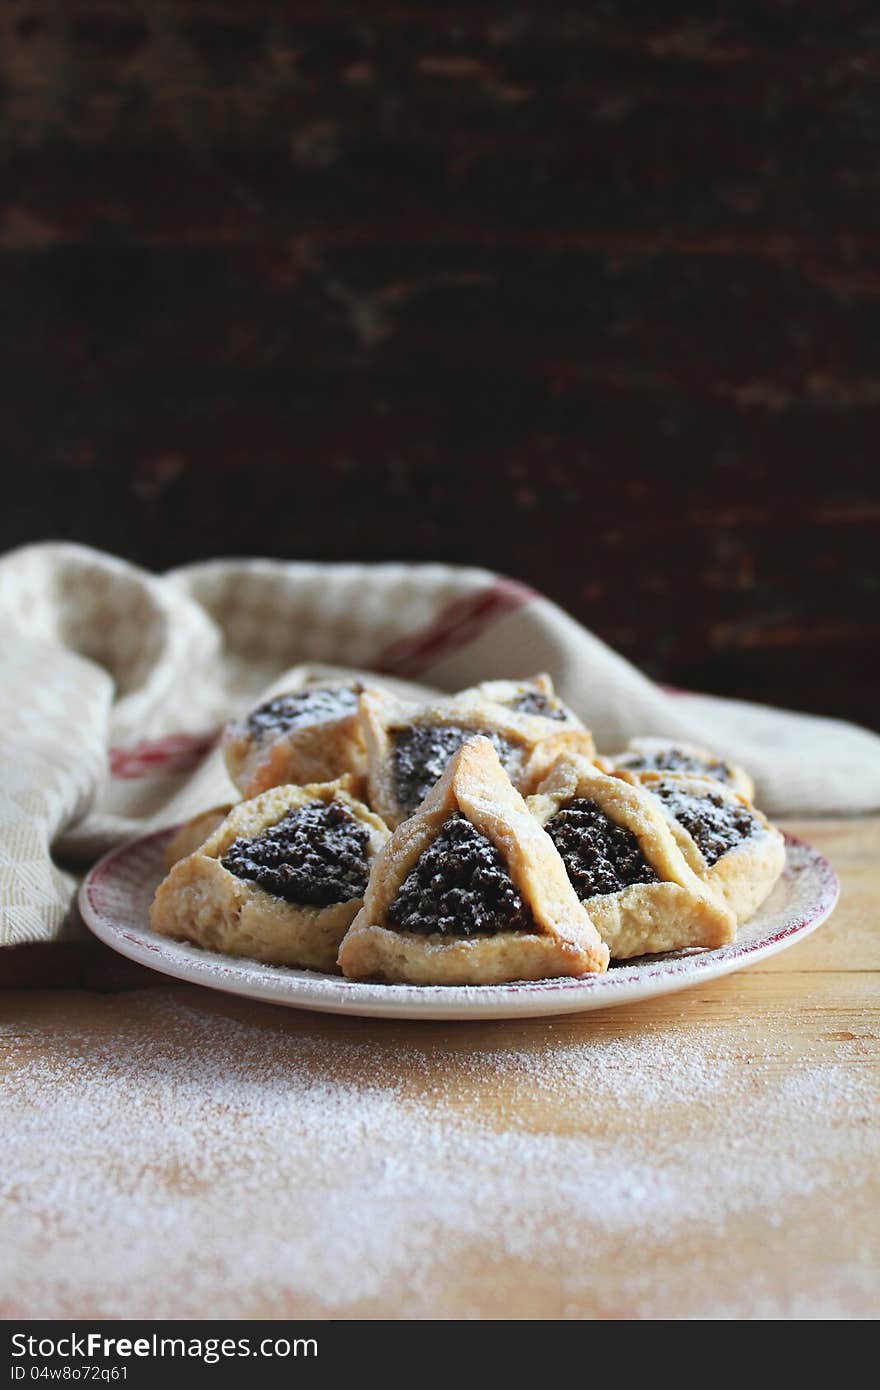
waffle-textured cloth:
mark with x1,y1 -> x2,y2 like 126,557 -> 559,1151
2,541 -> 878,946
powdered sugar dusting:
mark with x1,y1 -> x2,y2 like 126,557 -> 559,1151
1,988 -> 876,1318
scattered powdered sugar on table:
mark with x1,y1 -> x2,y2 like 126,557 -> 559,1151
1,989 -> 876,1318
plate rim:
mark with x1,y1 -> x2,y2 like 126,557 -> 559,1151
79,827 -> 840,1020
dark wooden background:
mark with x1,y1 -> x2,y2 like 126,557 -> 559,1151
2,2 -> 878,726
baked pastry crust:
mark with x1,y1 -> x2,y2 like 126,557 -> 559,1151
606,736 -> 754,800
455,672 -> 584,729
223,677 -> 373,799
627,772 -> 785,923
338,736 -> 609,984
361,688 -> 596,828
528,756 -> 735,959
165,804 -> 234,869
150,779 -> 390,972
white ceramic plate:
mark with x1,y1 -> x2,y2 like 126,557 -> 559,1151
80,828 -> 839,1020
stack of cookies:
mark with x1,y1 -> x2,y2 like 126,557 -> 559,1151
150,674 -> 785,984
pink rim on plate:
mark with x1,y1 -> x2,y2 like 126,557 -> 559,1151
79,828 -> 839,1020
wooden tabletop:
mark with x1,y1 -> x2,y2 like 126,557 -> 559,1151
1,815 -> 877,1320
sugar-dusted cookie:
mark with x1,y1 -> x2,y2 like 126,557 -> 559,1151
455,672 -> 584,729
528,756 -> 735,959
223,679 -> 373,798
606,736 -> 754,800
629,772 -> 785,923
165,804 -> 234,869
338,737 -> 609,984
361,688 -> 596,828
151,779 -> 390,971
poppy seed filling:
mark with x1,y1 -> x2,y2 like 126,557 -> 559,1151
508,690 -> 567,720
652,781 -> 758,866
246,684 -> 361,742
618,747 -> 732,783
545,797 -> 659,898
386,812 -> 535,937
222,800 -> 370,906
391,724 -> 517,815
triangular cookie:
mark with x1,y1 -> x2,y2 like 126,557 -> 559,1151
619,771 -> 785,923
605,736 -> 754,799
455,672 -> 584,728
223,677 -> 372,798
360,688 -> 596,828
338,736 -> 609,983
151,779 -> 390,971
529,756 -> 735,958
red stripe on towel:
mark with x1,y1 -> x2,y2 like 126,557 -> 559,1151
110,730 -> 219,779
375,578 -> 535,679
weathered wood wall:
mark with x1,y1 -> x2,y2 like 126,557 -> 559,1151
2,3 -> 878,725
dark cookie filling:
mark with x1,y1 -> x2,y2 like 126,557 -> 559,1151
222,800 -> 370,906
545,797 -> 659,898
508,690 -> 567,721
651,781 -> 757,866
390,724 -> 517,815
245,684 -> 361,742
618,747 -> 732,783
386,812 -> 535,937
